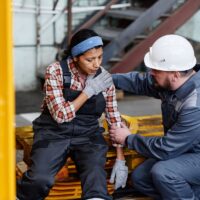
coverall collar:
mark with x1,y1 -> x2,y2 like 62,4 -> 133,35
174,64 -> 200,100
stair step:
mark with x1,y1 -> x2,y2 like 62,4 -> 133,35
134,34 -> 147,40
94,27 -> 122,41
130,35 -> 147,45
109,57 -> 122,62
106,8 -> 144,20
160,13 -> 171,18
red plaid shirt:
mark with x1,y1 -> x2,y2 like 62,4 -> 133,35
41,58 -> 122,127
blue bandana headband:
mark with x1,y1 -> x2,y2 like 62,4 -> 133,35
71,36 -> 103,57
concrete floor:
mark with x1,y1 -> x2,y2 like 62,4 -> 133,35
117,95 -> 161,116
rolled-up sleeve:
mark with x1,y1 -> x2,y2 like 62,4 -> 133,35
44,63 -> 76,123
104,85 -> 121,128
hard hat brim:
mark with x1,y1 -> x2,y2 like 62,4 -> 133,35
144,52 -> 196,71
144,52 -> 164,71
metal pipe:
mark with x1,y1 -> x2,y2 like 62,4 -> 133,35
35,0 -> 41,70
13,3 -> 131,14
13,2 -> 130,10
40,6 -> 67,34
53,0 -> 59,46
39,0 -> 75,34
53,0 -> 59,10
20,0 -> 26,8
67,0 -> 73,46
14,44 -> 54,47
77,0 -> 121,32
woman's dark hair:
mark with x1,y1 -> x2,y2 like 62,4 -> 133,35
62,29 -> 100,60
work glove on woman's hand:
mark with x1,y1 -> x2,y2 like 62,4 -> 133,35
110,159 -> 128,190
83,70 -> 113,98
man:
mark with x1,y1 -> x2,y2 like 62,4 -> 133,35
110,34 -> 200,200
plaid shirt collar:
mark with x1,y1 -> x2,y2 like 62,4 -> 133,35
67,57 -> 80,77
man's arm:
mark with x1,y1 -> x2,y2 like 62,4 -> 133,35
126,106 -> 200,160
112,72 -> 160,98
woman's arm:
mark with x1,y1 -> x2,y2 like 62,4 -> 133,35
104,84 -> 125,160
43,62 -> 88,123
72,92 -> 88,112
44,62 -> 113,123
116,146 -> 125,160
103,76 -> 128,189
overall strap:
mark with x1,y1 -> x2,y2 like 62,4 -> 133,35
60,60 -> 71,88
94,67 -> 102,77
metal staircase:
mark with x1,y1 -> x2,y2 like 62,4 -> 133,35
106,0 -> 200,73
90,0 -> 200,73
37,0 -> 200,82
59,0 -> 200,73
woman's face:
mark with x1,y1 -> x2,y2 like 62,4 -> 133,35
73,47 -> 103,75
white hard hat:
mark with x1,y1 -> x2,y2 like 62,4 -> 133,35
144,34 -> 196,71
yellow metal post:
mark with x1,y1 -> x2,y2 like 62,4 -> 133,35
0,0 -> 15,199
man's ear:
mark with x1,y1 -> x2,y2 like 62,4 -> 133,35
172,71 -> 180,82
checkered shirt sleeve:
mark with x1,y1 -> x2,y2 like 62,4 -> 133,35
42,62 -> 76,123
104,84 -> 122,128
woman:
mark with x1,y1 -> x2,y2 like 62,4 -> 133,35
17,29 -> 128,200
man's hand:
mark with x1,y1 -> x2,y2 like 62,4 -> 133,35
110,159 -> 128,190
83,70 -> 113,98
110,123 -> 131,145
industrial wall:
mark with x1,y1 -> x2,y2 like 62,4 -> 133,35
176,10 -> 200,43
13,0 -> 200,91
13,0 -> 107,91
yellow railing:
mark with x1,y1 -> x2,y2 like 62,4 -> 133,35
0,0 -> 15,199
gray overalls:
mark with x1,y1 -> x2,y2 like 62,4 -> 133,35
112,65 -> 200,200
17,60 -> 112,200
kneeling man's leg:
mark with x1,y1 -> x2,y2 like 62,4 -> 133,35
151,153 -> 200,200
131,158 -> 161,199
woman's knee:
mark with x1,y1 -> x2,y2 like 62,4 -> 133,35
29,172 -> 54,191
18,171 -> 55,199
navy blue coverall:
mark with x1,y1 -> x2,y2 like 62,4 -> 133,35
17,60 -> 112,200
112,65 -> 200,200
